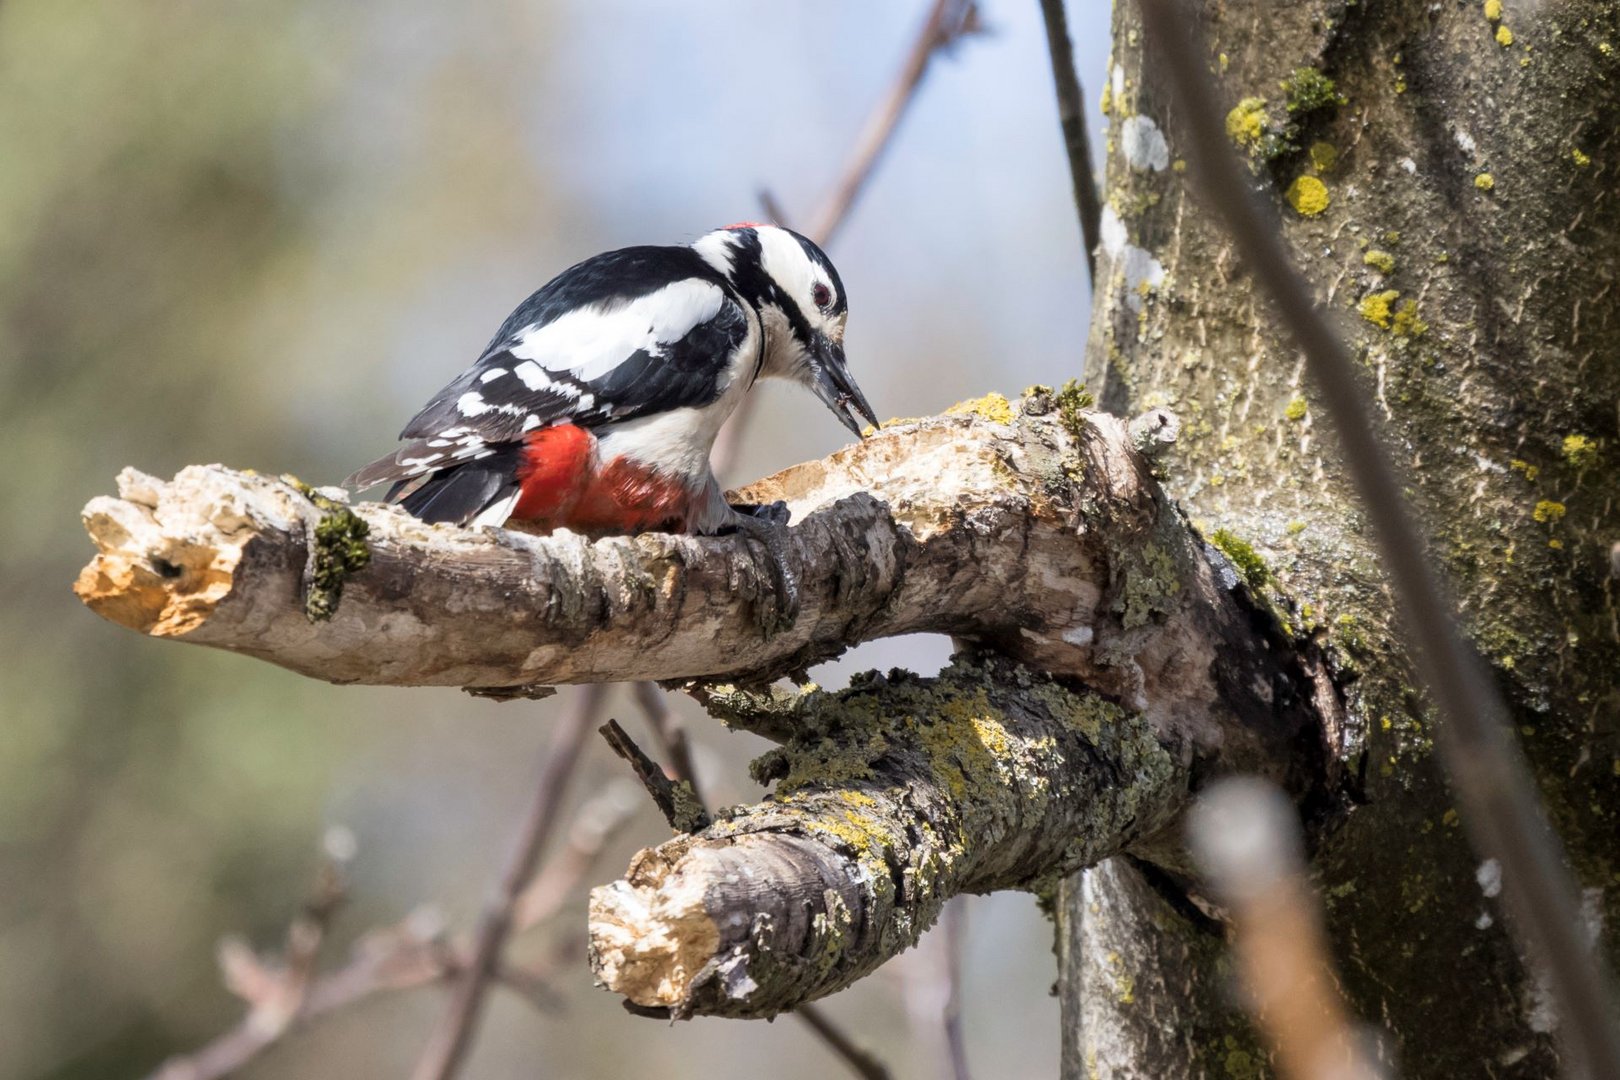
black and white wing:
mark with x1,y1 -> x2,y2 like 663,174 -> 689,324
347,246 -> 754,493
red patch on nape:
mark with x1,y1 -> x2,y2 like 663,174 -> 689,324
722,221 -> 768,231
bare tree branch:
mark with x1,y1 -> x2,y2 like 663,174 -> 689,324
145,785 -> 640,1080
410,686 -> 601,1080
599,718 -> 711,834
75,407 -> 1328,767
88,401 -> 1332,1034
1036,0 -> 1102,286
800,0 -> 984,248
1135,2 -> 1620,1075
586,655 -> 1196,1019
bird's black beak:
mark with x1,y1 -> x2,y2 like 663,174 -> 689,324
808,332 -> 878,439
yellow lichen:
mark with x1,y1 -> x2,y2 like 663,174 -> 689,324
1308,141 -> 1339,173
1363,249 -> 1397,274
944,393 -> 1015,425
1225,97 -> 1268,150
1510,458 -> 1541,481
1496,24 -> 1514,46
1483,0 -> 1502,20
1532,500 -> 1566,524
1475,172 -> 1495,190
1562,433 -> 1598,469
1359,290 -> 1400,329
1285,175 -> 1330,217
1391,299 -> 1428,338
1284,398 -> 1309,422
1572,148 -> 1591,167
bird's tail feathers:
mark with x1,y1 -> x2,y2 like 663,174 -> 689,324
348,443 -> 524,526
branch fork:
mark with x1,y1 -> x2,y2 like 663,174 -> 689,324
80,396 -> 1329,1022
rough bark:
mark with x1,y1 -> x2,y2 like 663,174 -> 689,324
1069,0 -> 1620,1076
74,396 -> 1335,1019
588,656 -> 1188,1018
73,404 -> 1323,760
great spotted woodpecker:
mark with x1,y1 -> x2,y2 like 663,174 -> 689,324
347,223 -> 877,621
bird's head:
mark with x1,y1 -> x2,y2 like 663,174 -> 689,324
694,223 -> 878,438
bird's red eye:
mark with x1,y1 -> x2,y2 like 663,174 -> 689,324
812,283 -> 832,310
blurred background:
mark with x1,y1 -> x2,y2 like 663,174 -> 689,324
0,1 -> 1108,1076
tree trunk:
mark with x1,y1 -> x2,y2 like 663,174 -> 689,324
1066,0 -> 1620,1076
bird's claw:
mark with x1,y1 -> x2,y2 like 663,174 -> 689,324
725,502 -> 799,633
729,499 -> 792,527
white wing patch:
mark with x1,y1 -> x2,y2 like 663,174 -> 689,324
506,278 -> 727,383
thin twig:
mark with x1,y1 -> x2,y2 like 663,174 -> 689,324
411,684 -> 605,1080
152,783 -> 640,1080
797,1003 -> 894,1080
942,900 -> 972,1080
1135,2 -> 1620,1075
631,680 -> 703,804
598,718 -> 711,833
1037,0 -> 1102,286
723,0 -> 983,476
803,0 -> 983,248
1189,779 -> 1386,1080
758,187 -> 791,229
151,832 -> 352,1080
896,897 -> 972,1080
511,777 -> 643,930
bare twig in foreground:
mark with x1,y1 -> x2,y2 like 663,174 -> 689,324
1037,0 -> 1102,286
1189,779 -> 1385,1080
411,685 -> 604,1080
1136,2 -> 1620,1075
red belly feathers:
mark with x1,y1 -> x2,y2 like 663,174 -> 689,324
512,423 -> 694,534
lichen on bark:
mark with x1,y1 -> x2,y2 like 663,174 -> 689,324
589,654 -> 1188,1019
1074,0 -> 1620,1075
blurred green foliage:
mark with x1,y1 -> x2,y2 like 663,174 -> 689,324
0,4 -> 361,1075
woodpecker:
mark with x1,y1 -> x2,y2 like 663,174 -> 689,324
347,223 -> 877,620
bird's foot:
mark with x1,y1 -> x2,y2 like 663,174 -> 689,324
728,500 -> 792,527
723,501 -> 799,633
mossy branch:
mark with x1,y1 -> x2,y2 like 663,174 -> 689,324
588,656 -> 1190,1019
74,397 -> 1335,1024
